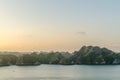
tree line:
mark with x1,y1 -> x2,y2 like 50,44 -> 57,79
0,46 -> 120,66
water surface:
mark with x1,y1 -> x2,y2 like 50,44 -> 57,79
0,65 -> 120,80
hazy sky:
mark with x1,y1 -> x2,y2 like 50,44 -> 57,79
0,0 -> 120,52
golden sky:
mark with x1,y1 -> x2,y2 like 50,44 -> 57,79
0,0 -> 120,52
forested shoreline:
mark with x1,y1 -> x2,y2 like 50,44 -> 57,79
0,46 -> 120,66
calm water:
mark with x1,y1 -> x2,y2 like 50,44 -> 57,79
0,65 -> 120,80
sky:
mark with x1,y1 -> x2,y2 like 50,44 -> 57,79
0,0 -> 120,52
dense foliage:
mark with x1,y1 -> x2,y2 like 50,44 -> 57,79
0,46 -> 120,66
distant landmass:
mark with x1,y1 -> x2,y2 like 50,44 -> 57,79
0,46 -> 120,66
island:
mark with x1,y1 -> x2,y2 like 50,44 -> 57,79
0,46 -> 120,66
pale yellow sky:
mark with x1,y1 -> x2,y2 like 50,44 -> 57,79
0,0 -> 120,52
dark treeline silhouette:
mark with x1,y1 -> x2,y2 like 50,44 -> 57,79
0,46 -> 120,66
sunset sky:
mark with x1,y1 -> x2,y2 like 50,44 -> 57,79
0,0 -> 120,52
